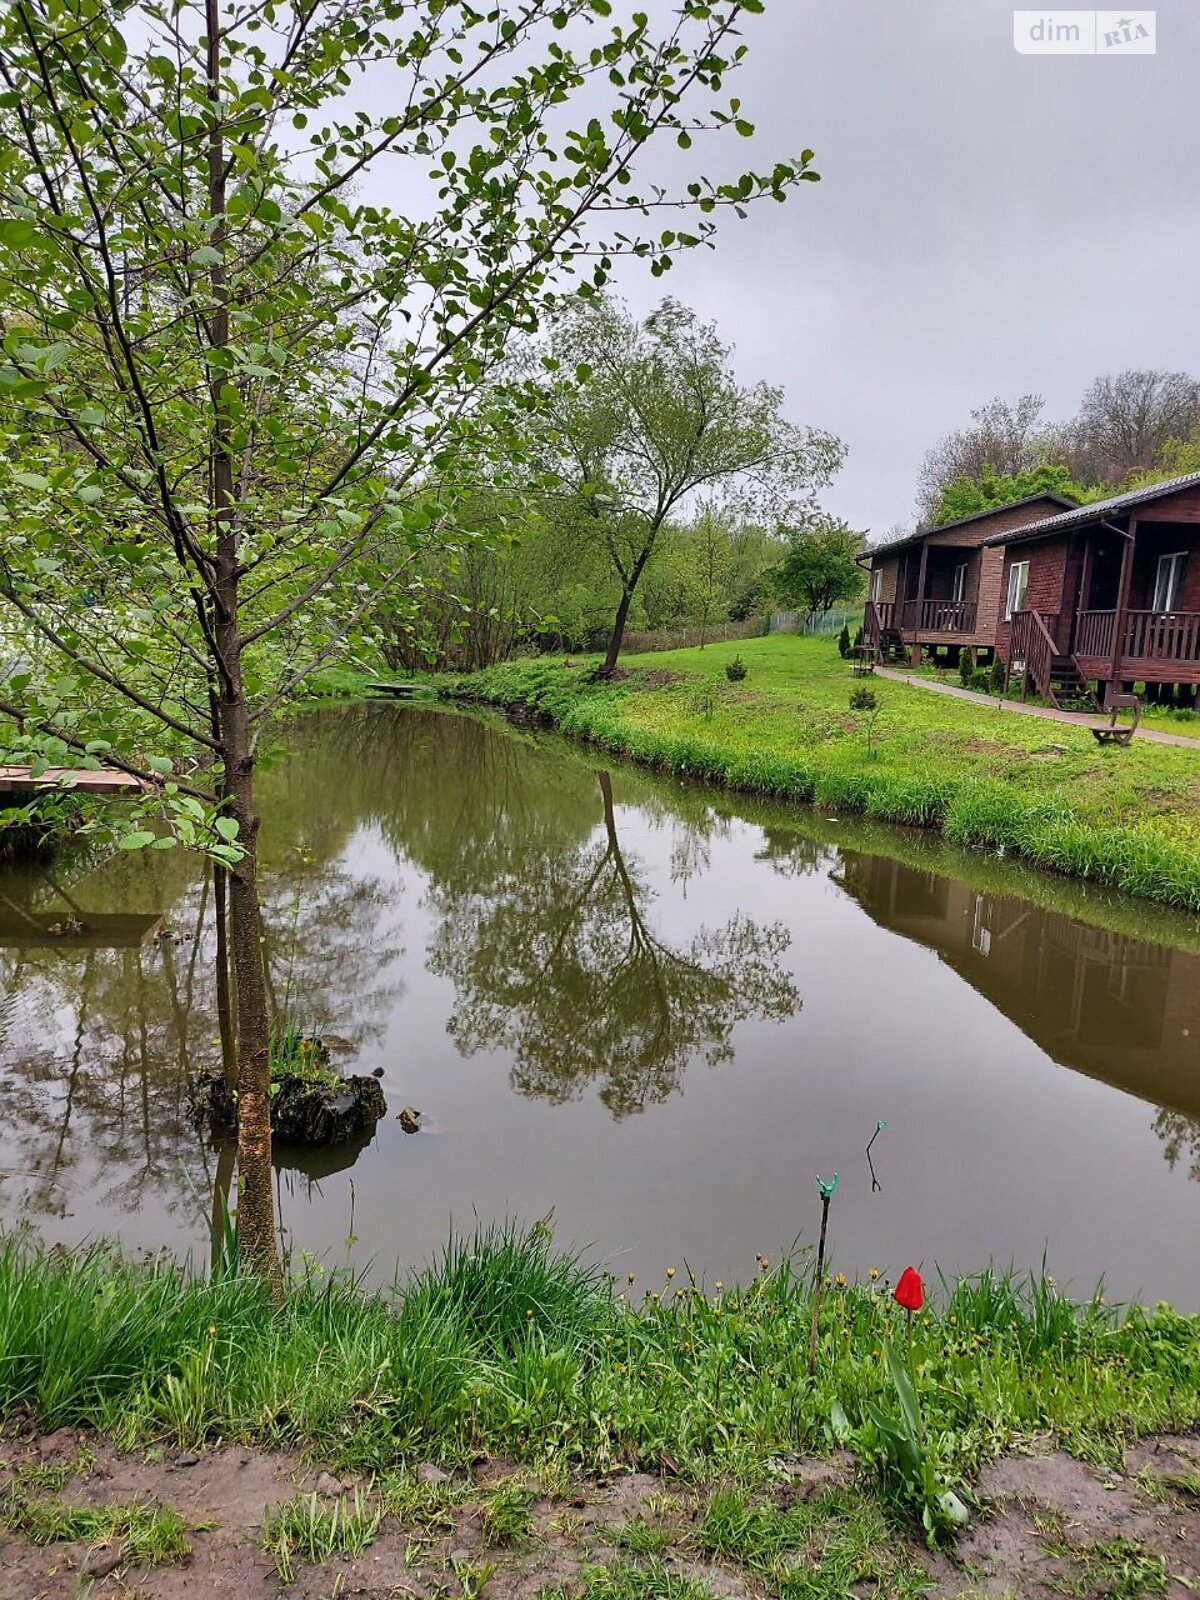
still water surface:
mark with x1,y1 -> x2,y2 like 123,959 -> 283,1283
1,703 -> 1198,1304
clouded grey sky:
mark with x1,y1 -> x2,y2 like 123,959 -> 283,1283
594,0 -> 1200,537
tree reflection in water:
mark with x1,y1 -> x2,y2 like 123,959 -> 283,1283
429,768 -> 801,1117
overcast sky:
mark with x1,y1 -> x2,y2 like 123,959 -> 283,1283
586,0 -> 1200,538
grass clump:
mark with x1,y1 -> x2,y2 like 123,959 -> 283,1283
2,1483 -> 194,1566
479,1479 -> 538,1546
610,1518 -> 673,1555
263,1489 -> 382,1584
571,1560 -> 718,1600
1047,1533 -> 1169,1599
698,1485 -> 932,1598
446,636 -> 1200,912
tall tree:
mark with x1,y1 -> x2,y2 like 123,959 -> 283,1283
915,394 -> 1051,523
1066,369 -> 1200,482
533,296 -> 843,675
773,512 -> 864,616
0,0 -> 815,1278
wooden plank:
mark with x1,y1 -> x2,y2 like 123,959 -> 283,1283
0,908 -> 165,948
364,681 -> 433,699
0,765 -> 151,795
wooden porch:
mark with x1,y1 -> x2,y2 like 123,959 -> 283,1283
864,598 -> 979,662
1073,608 -> 1200,683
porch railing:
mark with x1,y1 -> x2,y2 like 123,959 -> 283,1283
863,601 -> 896,645
1074,609 -> 1116,661
1123,610 -> 1200,665
1008,610 -> 1059,700
900,598 -> 977,634
1076,609 -> 1200,666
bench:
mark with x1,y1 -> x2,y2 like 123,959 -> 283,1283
1090,693 -> 1140,748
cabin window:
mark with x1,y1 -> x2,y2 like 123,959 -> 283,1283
1004,560 -> 1029,620
870,565 -> 882,603
951,563 -> 967,604
1152,551 -> 1186,613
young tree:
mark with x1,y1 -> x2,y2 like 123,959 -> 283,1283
773,513 -> 864,617
683,502 -> 734,646
533,296 -> 843,675
0,0 -> 816,1279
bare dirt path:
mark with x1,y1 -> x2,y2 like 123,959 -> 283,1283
5,1426 -> 1200,1599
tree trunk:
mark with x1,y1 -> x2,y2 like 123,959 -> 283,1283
598,585 -> 635,676
206,0 -> 280,1292
213,862 -> 237,1091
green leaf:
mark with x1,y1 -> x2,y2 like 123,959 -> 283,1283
0,219 -> 36,248
12,472 -> 49,491
886,1342 -> 923,1442
189,245 -> 222,267
214,815 -> 240,841
118,830 -> 157,850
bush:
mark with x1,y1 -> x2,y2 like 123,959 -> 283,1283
837,623 -> 852,659
968,668 -> 991,693
724,655 -> 747,682
852,624 -> 864,651
958,652 -> 973,687
988,658 -> 1006,695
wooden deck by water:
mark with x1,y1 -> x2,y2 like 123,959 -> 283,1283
0,766 -> 152,795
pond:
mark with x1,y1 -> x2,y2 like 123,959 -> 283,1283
1,701 -> 1199,1306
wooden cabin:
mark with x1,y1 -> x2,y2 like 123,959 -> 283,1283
987,470 -> 1200,708
860,494 -> 1076,668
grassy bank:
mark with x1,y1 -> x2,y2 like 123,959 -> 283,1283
3,1229 -> 1200,1518
443,635 -> 1200,912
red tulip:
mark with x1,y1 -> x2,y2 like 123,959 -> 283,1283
894,1266 -> 924,1313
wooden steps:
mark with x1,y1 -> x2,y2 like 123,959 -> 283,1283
1046,655 -> 1098,712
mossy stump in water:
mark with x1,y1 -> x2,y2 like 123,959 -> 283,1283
196,1064 -> 386,1148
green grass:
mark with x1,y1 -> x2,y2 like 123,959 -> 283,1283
3,1229 -> 1200,1528
262,1489 -> 382,1583
2,1483 -> 194,1565
697,1486 -> 933,1597
443,635 -> 1200,912
479,1479 -> 538,1546
570,1561 -> 719,1600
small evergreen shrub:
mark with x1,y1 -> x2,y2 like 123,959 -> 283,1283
958,653 -> 973,687
988,658 -> 1006,695
969,668 -> 991,693
837,623 -> 852,659
724,655 -> 748,682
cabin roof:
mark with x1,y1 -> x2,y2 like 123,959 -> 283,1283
862,492 -> 1078,562
985,469 -> 1200,547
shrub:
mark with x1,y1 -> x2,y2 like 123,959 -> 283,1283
852,624 -> 864,652
988,658 -> 1006,695
724,655 -> 748,682
958,652 -> 973,687
968,668 -> 991,693
837,623 -> 852,659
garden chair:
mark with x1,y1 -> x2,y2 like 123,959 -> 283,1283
1090,693 -> 1140,748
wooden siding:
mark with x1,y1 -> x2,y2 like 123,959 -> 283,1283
995,540 -> 1068,658
976,546 -> 1006,645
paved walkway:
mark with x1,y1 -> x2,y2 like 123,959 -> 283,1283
873,667 -> 1200,750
